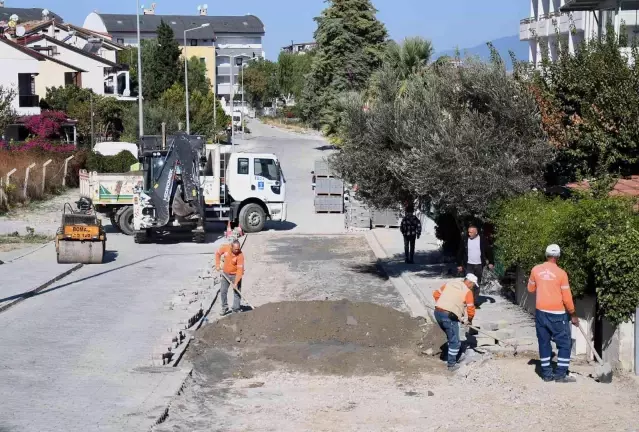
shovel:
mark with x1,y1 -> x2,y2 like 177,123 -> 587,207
577,322 -> 613,383
219,272 -> 255,311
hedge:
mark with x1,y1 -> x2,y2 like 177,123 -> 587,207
491,192 -> 639,325
85,150 -> 138,173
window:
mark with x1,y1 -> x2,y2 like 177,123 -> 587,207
190,39 -> 198,46
200,57 -> 206,65
254,158 -> 278,181
116,38 -> 124,44
238,158 -> 249,175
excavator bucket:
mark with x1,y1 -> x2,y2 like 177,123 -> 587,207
57,240 -> 104,264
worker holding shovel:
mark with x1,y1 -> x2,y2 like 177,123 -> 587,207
215,240 -> 245,316
433,274 -> 477,372
528,244 -> 579,383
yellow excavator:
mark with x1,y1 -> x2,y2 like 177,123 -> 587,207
56,198 -> 106,264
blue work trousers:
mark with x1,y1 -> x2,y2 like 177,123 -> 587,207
536,310 -> 572,380
435,310 -> 461,367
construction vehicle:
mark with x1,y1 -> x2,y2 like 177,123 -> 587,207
56,197 -> 106,264
132,132 -> 287,243
79,169 -> 143,235
79,144 -> 143,235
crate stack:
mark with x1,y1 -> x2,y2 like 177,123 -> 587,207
344,190 -> 371,231
371,208 -> 402,228
314,159 -> 344,213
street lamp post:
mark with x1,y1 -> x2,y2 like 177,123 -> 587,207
136,0 -> 144,137
235,57 -> 245,139
184,23 -> 210,135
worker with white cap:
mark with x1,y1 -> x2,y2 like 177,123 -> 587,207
528,244 -> 579,383
433,274 -> 477,371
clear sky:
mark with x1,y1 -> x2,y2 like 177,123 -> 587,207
14,0 -> 528,58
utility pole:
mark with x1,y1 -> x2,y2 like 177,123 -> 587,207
136,0 -> 144,137
184,30 -> 190,134
90,92 -> 94,149
240,58 -> 245,139
230,55 -> 234,149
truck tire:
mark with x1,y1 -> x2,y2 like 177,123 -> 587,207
109,212 -> 122,233
118,206 -> 135,236
239,203 -> 265,233
134,230 -> 150,244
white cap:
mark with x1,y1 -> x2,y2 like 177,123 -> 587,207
465,273 -> 479,286
546,244 -> 561,257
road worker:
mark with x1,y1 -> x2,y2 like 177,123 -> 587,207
215,240 -> 245,316
528,244 -> 579,383
433,274 -> 477,371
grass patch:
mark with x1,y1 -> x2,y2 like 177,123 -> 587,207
260,116 -> 314,134
0,227 -> 53,245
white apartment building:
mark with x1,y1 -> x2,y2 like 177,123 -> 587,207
520,0 -> 639,64
83,7 -> 265,103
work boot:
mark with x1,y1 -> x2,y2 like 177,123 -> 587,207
220,307 -> 230,316
448,364 -> 461,372
542,376 -> 554,382
555,375 -> 577,383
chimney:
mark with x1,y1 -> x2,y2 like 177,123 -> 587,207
143,2 -> 157,15
198,4 -> 208,16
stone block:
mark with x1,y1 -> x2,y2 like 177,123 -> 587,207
475,336 -> 496,346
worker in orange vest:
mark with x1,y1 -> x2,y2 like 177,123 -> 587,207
528,244 -> 579,383
433,274 -> 477,372
215,240 -> 245,316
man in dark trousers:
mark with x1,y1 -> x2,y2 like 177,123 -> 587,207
400,205 -> 422,264
457,224 -> 494,307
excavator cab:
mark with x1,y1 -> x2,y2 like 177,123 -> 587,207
56,197 -> 106,264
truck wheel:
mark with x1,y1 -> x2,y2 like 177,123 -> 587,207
109,212 -> 122,233
239,203 -> 265,233
134,230 -> 150,244
118,206 -> 135,236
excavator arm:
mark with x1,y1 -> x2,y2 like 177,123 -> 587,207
142,133 -> 204,226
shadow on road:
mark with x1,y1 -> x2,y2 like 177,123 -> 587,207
264,221 -> 297,232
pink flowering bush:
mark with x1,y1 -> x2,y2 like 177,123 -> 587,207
23,110 -> 67,139
0,138 -> 75,153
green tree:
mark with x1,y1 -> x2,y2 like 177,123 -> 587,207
519,23 -> 639,182
300,0 -> 388,135
242,59 -> 279,107
143,21 -> 182,100
383,36 -> 434,78
42,86 -> 124,143
277,51 -> 315,104
177,56 -> 211,95
0,85 -> 16,134
331,55 -> 553,222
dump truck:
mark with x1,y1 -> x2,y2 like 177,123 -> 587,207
132,133 -> 287,243
79,169 -> 143,235
56,197 -> 106,264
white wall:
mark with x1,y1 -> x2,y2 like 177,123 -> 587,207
83,12 -> 108,34
26,40 -> 107,95
0,42 -> 41,116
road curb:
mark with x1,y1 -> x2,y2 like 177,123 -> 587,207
0,263 -> 84,314
364,231 -> 430,321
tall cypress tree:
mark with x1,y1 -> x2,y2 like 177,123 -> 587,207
144,20 -> 182,100
300,0 -> 388,136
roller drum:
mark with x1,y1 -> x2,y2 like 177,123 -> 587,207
57,240 -> 104,264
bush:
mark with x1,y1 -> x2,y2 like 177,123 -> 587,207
491,192 -> 639,325
85,150 -> 138,173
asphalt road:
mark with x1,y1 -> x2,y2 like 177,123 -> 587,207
0,119 -> 344,432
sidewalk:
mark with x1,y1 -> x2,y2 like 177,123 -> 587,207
370,228 -> 538,354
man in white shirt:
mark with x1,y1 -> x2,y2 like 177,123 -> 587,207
457,225 -> 494,308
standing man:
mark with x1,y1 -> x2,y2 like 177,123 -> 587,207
215,240 -> 245,316
400,205 -> 422,264
528,244 -> 579,383
457,224 -> 494,307
433,274 -> 477,372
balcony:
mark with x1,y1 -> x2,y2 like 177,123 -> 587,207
520,17 -> 536,41
19,95 -> 40,108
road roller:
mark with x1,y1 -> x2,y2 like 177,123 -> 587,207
56,198 -> 106,264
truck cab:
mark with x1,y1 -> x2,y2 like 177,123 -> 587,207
201,145 -> 287,233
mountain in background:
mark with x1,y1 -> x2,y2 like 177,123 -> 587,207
434,35 -> 528,70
